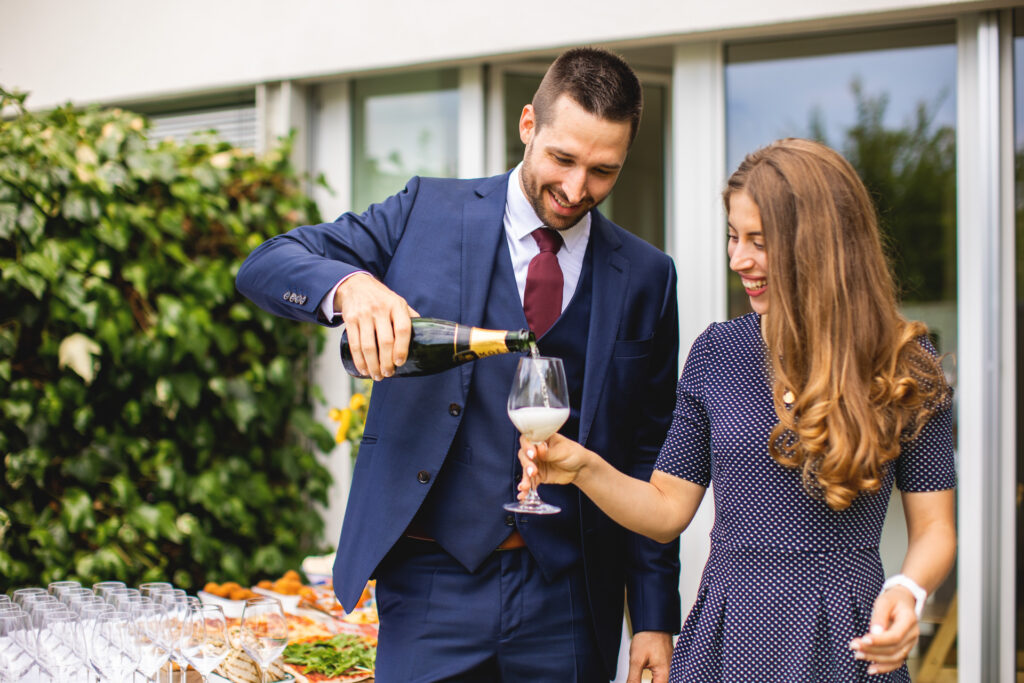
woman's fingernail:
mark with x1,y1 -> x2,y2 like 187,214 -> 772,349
527,449 -> 535,459
870,624 -> 883,635
867,666 -> 878,675
527,467 -> 535,476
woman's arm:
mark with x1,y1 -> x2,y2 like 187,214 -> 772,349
518,434 -> 706,543
850,488 -> 956,674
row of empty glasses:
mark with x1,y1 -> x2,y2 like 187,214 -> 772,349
1,580 -> 289,683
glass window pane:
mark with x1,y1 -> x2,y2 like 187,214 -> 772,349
725,27 -> 958,679
353,70 -> 459,209
502,73 -> 666,249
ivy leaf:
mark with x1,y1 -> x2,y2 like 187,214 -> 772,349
60,488 -> 96,532
58,333 -> 102,384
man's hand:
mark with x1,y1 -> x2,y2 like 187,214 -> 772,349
336,273 -> 419,380
627,630 -> 673,683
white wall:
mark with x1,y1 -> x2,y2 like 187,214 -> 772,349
0,0 -> 1012,110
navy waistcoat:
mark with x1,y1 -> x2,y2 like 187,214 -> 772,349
412,235 -> 593,579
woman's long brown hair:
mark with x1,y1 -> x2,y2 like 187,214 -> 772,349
725,138 -> 952,510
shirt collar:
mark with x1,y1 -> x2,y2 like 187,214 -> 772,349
506,163 -> 590,255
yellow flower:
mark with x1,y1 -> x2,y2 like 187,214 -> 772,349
329,407 -> 352,444
349,393 -> 367,411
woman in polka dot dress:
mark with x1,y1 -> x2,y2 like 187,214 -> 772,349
516,138 -> 956,682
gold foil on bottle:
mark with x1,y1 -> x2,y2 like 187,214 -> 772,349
468,328 -> 511,358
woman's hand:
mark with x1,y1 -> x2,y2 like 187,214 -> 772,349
515,433 -> 591,500
849,586 -> 920,675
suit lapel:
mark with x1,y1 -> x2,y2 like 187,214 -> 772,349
458,172 -> 512,396
579,212 -> 627,446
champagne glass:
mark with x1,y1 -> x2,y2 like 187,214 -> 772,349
0,610 -> 41,681
36,609 -> 89,682
60,588 -> 95,608
11,588 -> 47,608
132,603 -> 170,682
47,581 -> 81,601
504,356 -> 570,514
92,582 -> 126,603
138,583 -> 173,600
88,611 -> 140,683
179,604 -> 229,682
238,597 -> 288,683
156,589 -> 189,682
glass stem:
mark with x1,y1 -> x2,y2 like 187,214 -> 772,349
523,440 -> 544,505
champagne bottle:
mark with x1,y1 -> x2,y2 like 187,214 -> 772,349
340,317 -> 536,378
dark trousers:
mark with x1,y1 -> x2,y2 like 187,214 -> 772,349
373,537 -> 606,683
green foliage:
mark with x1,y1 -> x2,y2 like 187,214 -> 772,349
838,80 -> 957,304
0,87 -> 334,592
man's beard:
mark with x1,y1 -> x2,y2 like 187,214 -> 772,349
520,160 -> 592,230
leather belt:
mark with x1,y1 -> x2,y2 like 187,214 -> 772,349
404,524 -> 525,551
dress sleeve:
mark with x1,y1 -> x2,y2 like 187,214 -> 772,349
896,337 -> 956,492
655,323 -> 714,486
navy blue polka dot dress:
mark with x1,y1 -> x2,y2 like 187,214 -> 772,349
655,314 -> 955,683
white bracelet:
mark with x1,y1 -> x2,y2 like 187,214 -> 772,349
881,574 -> 927,619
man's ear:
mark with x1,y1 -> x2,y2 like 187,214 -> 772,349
519,104 -> 536,145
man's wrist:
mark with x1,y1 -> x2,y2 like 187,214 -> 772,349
321,271 -> 371,322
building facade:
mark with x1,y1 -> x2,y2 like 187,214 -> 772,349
3,1 -> 1020,679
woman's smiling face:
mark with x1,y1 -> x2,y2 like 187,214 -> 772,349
727,190 -> 770,316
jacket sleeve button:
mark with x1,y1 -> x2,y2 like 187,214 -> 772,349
448,403 -> 461,417
417,470 -> 431,484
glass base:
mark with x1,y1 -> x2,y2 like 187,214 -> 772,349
503,500 -> 560,515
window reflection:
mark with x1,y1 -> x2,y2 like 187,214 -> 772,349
353,70 -> 459,209
725,28 -> 958,680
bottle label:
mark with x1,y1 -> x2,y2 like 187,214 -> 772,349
466,328 -> 511,358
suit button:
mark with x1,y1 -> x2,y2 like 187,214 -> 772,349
417,470 -> 430,484
448,403 -> 461,417
505,514 -> 515,526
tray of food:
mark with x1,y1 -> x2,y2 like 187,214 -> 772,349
282,633 -> 376,683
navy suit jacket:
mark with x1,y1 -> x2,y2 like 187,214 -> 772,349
236,172 -> 681,674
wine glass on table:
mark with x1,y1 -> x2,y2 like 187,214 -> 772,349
179,604 -> 229,683
87,610 -> 140,683
503,355 -> 570,515
238,597 -> 288,683
132,603 -> 171,683
36,609 -> 89,682
0,610 -> 45,682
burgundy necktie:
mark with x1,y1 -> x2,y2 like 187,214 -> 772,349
523,227 -> 564,337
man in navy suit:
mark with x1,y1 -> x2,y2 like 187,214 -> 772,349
236,47 -> 680,683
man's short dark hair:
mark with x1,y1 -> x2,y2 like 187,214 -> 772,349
532,47 -> 643,145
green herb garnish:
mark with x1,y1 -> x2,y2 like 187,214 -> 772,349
283,635 -> 376,677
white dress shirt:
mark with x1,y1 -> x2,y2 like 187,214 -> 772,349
320,164 -> 591,320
